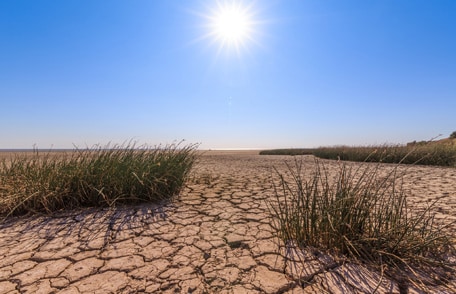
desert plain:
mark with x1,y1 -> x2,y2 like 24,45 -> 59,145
0,151 -> 455,293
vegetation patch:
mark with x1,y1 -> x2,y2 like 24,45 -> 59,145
259,149 -> 315,156
260,138 -> 456,167
0,142 -> 197,217
268,158 -> 455,291
314,142 -> 456,167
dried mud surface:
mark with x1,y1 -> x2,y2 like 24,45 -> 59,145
1,152 -> 455,293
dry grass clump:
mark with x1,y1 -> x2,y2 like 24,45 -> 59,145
268,158 -> 455,290
0,142 -> 197,217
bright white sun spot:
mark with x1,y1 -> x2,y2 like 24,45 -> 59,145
213,6 -> 250,43
206,1 -> 257,54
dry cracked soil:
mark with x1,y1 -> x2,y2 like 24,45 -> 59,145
1,152 -> 455,293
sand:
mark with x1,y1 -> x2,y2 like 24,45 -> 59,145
0,152 -> 455,293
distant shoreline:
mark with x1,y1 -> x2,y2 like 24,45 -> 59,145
0,148 -> 265,152
0,149 -> 73,152
0,148 -> 264,155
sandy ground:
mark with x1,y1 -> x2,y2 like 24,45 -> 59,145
0,152 -> 455,293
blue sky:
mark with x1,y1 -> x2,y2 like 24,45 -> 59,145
1,0 -> 455,149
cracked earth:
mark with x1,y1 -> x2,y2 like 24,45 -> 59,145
1,151 -> 455,293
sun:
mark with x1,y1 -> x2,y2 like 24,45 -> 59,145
212,4 -> 250,44
190,0 -> 262,57
206,1 -> 257,55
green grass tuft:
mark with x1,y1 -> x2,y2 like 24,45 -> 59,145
268,158 -> 455,289
0,142 -> 198,217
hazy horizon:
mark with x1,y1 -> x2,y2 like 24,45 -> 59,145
1,1 -> 455,149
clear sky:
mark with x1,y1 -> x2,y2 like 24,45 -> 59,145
1,0 -> 455,149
